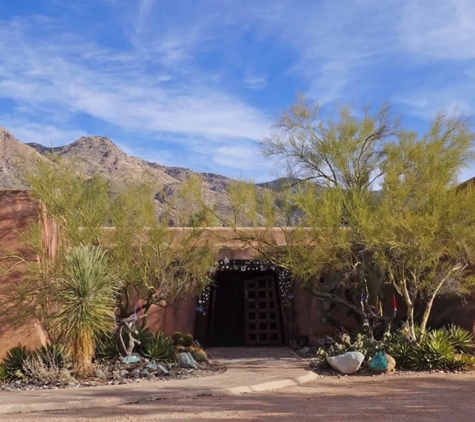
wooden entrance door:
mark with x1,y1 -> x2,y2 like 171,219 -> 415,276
244,275 -> 282,346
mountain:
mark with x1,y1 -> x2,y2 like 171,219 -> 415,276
0,128 -> 48,189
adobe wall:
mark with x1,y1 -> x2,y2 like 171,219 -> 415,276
0,191 -> 49,359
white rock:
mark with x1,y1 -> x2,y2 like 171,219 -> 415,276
327,351 -> 365,374
177,352 -> 199,369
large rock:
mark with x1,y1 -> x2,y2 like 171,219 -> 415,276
178,352 -> 199,369
368,352 -> 396,373
327,351 -> 365,374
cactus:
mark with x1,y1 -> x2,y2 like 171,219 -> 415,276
191,349 -> 208,363
175,337 -> 185,346
183,334 -> 194,347
171,332 -> 183,344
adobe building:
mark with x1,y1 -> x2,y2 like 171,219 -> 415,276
2,190 -> 475,358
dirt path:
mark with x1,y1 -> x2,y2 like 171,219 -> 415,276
3,372 -> 475,421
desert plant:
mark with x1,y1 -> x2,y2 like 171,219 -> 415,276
451,353 -> 475,370
3,346 -> 31,376
175,337 -> 185,346
51,246 -> 118,376
183,334 -> 194,347
21,353 -> 75,385
132,319 -> 154,354
0,364 -> 8,381
97,337 -> 122,360
36,344 -> 69,369
388,338 -> 413,368
143,332 -> 177,363
445,325 -> 474,353
408,335 -> 455,371
191,349 -> 208,363
171,332 -> 183,344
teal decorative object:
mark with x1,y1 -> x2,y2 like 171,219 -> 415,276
369,351 -> 389,372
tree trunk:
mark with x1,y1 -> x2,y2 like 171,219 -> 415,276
400,279 -> 416,340
420,276 -> 449,339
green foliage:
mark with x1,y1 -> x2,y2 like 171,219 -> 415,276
0,364 -> 8,381
51,246 -> 118,375
446,324 -> 474,353
97,338 -> 122,360
314,332 -> 390,368
143,332 -> 177,363
388,338 -> 413,368
3,346 -> 31,375
191,349 -> 208,363
408,335 -> 455,371
130,320 -> 154,355
183,334 -> 194,347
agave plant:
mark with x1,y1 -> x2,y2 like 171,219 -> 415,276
143,332 -> 177,363
51,246 -> 118,376
0,364 -> 8,381
3,345 -> 31,376
446,325 -> 474,353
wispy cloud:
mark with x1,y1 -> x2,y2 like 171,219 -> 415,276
1,0 -> 475,182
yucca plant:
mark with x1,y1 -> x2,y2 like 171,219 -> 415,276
3,345 -> 31,376
51,246 -> 118,376
143,332 -> 177,363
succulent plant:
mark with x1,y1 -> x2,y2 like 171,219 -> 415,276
143,332 -> 177,363
191,349 -> 208,363
183,334 -> 194,347
3,346 -> 31,375
171,332 -> 183,343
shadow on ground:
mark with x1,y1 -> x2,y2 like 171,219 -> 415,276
4,373 -> 475,421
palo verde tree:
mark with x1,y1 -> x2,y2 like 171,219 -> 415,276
0,157 -> 218,362
366,115 -> 475,340
257,96 -> 475,340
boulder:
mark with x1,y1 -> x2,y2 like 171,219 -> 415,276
327,351 -> 365,374
368,352 -> 396,373
178,352 -> 199,369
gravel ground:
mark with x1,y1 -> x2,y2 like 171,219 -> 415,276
3,371 -> 475,421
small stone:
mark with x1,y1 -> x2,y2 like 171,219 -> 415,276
129,369 -> 141,379
146,363 -> 158,371
142,369 -> 149,377
156,364 -> 170,375
94,369 -> 107,380
120,369 -> 129,377
122,355 -> 141,364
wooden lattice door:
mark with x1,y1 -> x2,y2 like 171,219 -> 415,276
244,275 -> 282,346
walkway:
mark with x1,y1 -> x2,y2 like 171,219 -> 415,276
0,348 -> 317,414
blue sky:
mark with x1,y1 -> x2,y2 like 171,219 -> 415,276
1,0 -> 475,182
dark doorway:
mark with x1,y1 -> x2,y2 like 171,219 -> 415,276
207,269 -> 284,347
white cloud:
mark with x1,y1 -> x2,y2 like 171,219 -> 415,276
243,74 -> 267,90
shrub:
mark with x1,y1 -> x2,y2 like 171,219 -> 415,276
143,333 -> 177,363
183,334 -> 194,347
3,346 -> 31,376
21,353 -> 75,385
36,344 -> 69,369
